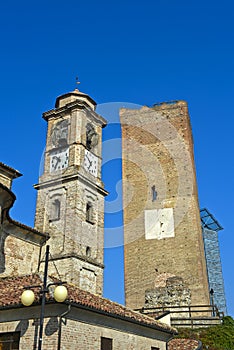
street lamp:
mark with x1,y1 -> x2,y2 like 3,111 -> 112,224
21,245 -> 68,350
210,288 -> 215,316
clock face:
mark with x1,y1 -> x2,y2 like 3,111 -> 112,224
50,148 -> 69,173
84,149 -> 98,177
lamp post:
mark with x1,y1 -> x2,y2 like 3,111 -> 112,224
21,245 -> 68,350
210,288 -> 215,316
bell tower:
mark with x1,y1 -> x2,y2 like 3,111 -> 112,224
34,88 -> 107,295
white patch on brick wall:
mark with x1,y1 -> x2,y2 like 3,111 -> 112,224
145,208 -> 174,240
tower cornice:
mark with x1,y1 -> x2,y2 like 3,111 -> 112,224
34,172 -> 108,197
43,101 -> 107,127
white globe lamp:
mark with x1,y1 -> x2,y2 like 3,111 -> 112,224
54,285 -> 68,303
21,289 -> 35,306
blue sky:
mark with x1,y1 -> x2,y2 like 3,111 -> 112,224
0,0 -> 233,316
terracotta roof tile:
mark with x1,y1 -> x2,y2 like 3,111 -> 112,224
0,275 -> 42,307
0,274 -> 177,334
168,338 -> 200,350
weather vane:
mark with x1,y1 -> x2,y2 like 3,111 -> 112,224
75,76 -> 81,88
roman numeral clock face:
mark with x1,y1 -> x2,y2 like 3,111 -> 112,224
50,148 -> 69,173
84,149 -> 98,177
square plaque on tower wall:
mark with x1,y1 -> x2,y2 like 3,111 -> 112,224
144,208 -> 175,240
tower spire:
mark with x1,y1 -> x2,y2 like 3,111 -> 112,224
75,76 -> 81,90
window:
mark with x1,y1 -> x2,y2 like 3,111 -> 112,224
50,199 -> 61,221
151,347 -> 160,350
86,246 -> 91,257
86,202 -> 94,223
101,337 -> 112,350
0,332 -> 20,350
152,185 -> 157,201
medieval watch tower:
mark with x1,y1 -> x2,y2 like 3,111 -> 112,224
120,101 -> 210,310
34,88 -> 107,295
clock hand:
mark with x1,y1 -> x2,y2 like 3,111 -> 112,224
85,154 -> 92,168
87,155 -> 92,165
88,160 -> 93,169
54,156 -> 61,169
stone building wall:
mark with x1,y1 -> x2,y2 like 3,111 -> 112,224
0,174 -> 12,189
0,305 -> 171,350
39,256 -> 103,296
121,101 -> 210,310
145,276 -> 191,308
0,234 -> 41,277
0,165 -> 44,278
0,162 -> 22,190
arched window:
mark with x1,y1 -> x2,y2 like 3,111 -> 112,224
86,202 -> 94,223
50,199 -> 61,221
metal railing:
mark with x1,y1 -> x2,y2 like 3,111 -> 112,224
138,304 -> 224,328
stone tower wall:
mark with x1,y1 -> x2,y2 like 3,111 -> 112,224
34,93 -> 106,296
120,101 -> 210,309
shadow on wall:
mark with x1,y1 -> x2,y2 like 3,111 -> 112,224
0,232 -> 7,273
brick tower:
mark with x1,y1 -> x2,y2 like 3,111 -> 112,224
34,88 -> 107,295
120,101 -> 210,309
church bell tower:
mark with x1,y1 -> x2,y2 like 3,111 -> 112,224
34,88 -> 107,295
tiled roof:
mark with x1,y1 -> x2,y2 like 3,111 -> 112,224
0,274 -> 176,334
0,275 -> 41,307
168,339 -> 200,350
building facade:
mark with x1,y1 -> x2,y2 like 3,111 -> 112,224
0,274 -> 176,350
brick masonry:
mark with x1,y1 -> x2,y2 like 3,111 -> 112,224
120,101 -> 210,310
